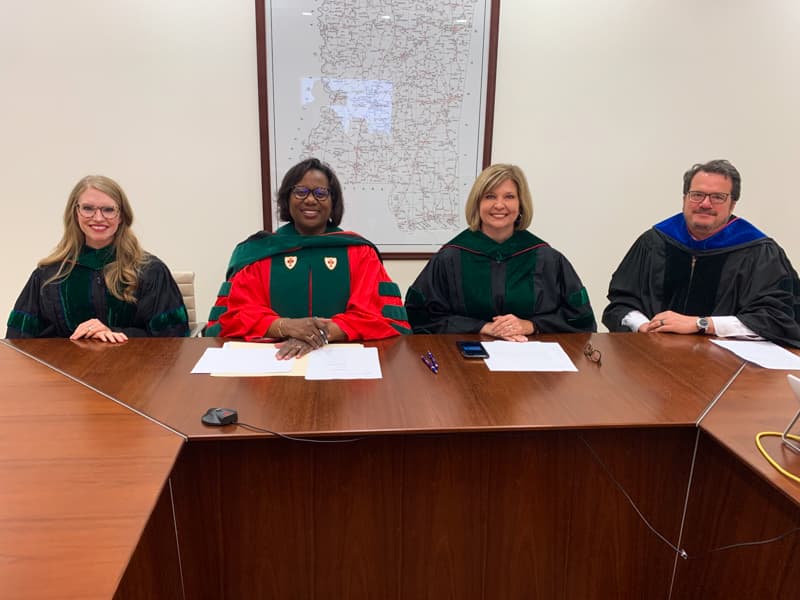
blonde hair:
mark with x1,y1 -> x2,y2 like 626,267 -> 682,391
40,175 -> 148,303
464,164 -> 533,232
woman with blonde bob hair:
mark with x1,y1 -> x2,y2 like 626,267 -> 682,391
6,175 -> 188,341
406,163 -> 596,337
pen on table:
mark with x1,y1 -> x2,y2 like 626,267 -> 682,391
421,354 -> 438,374
319,328 -> 328,344
426,351 -> 439,370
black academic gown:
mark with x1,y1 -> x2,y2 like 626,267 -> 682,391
405,229 -> 596,334
6,248 -> 188,338
602,215 -> 800,348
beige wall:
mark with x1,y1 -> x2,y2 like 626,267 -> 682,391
2,1 -> 799,333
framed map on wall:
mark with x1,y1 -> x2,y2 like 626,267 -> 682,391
256,0 -> 500,256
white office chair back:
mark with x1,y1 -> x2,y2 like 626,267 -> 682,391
171,270 -> 204,336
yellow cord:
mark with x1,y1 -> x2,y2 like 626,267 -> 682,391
755,432 -> 800,484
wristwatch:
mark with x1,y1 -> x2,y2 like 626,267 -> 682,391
696,317 -> 710,333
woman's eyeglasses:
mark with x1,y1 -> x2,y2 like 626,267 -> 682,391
292,186 -> 330,200
76,204 -> 119,219
583,342 -> 601,364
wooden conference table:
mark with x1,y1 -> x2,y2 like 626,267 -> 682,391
3,333 -> 800,599
0,341 -> 183,599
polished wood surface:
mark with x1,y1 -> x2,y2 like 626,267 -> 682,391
7,333 -> 746,439
673,431 -> 800,599
8,332 -> 800,598
169,428 -> 696,599
114,481 -> 184,600
0,342 -> 184,600
699,363 -> 800,504
667,362 -> 800,598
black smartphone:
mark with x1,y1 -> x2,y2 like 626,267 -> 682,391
456,340 -> 489,359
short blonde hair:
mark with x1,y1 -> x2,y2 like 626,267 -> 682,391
464,164 -> 533,231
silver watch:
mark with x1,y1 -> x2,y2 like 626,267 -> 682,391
696,317 -> 710,333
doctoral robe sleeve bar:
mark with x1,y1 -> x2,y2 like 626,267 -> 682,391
6,269 -> 51,338
531,247 -> 597,333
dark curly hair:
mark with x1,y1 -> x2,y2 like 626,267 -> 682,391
682,159 -> 741,202
276,158 -> 344,226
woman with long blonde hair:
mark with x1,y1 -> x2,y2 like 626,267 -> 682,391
6,175 -> 188,340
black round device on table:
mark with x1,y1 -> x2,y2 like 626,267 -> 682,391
201,407 -> 238,426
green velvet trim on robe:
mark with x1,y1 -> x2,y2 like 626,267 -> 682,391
60,246 -> 117,331
205,322 -> 222,337
218,281 -> 232,297
378,281 -> 402,297
566,286 -> 594,328
568,287 -> 590,308
270,246 -> 351,318
6,311 -> 42,337
226,224 -> 377,280
566,311 -> 595,329
148,305 -> 189,334
209,305 -> 226,322
451,229 -> 547,321
106,293 -> 137,329
390,322 -> 413,335
382,305 -> 409,322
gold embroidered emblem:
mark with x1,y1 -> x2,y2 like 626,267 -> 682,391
324,257 -> 337,270
284,256 -> 297,270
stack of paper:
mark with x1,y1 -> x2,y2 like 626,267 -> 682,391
711,340 -> 800,369
482,341 -> 577,372
191,342 -> 382,379
306,345 -> 382,380
191,346 -> 293,375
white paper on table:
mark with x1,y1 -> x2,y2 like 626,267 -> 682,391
305,345 -> 382,380
482,340 -> 578,372
215,341 -> 367,376
191,347 -> 294,374
217,341 -> 307,376
710,339 -> 800,370
223,341 -> 363,350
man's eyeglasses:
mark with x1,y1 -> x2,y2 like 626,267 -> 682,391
292,186 -> 330,201
77,204 -> 120,219
686,191 -> 730,205
583,342 -> 601,364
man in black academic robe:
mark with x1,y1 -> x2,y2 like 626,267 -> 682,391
602,159 -> 800,348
